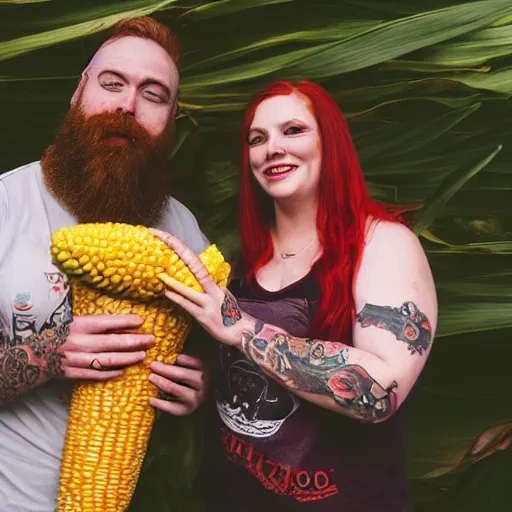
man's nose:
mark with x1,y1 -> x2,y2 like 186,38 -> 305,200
115,89 -> 136,117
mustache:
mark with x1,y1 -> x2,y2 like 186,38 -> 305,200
66,110 -> 153,147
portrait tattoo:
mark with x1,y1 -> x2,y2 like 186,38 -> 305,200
241,325 -> 397,422
356,301 -> 432,356
221,290 -> 242,327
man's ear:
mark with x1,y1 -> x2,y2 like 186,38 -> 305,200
70,71 -> 89,106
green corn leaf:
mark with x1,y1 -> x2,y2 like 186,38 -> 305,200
445,67 -> 512,95
289,0 -> 512,79
358,104 -> 481,161
182,21 -> 379,73
412,145 -> 503,235
437,302 -> 512,337
0,0 -> 53,4
181,0 -> 296,20
0,0 -> 178,62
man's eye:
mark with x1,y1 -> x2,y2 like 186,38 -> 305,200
102,81 -> 123,90
143,89 -> 166,103
284,126 -> 303,135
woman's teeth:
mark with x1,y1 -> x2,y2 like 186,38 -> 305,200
265,165 -> 295,175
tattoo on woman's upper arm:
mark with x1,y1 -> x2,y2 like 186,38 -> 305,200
356,301 -> 432,355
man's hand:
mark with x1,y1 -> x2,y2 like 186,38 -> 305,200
148,354 -> 207,416
58,314 -> 155,381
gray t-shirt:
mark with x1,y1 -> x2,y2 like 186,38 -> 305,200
0,161 -> 209,512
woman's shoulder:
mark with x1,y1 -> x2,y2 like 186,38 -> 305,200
363,218 -> 427,270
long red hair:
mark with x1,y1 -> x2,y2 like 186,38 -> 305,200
239,81 -> 400,343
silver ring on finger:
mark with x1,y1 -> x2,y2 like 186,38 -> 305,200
89,358 -> 104,370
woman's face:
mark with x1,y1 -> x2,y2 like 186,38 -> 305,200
248,93 -> 322,202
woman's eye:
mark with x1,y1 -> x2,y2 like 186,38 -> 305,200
248,136 -> 264,146
284,126 -> 303,135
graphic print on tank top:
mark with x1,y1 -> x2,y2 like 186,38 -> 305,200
216,344 -> 300,438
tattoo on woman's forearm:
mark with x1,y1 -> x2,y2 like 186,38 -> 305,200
241,326 -> 397,422
356,301 -> 432,355
221,290 -> 242,326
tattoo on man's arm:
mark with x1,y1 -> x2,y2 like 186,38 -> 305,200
220,290 -> 242,327
356,301 -> 432,355
0,323 -> 69,404
241,326 -> 397,422
0,347 -> 41,404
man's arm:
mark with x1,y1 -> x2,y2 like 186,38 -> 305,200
239,222 -> 438,423
0,323 -> 68,406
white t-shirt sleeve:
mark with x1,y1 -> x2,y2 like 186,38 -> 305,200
160,197 -> 210,254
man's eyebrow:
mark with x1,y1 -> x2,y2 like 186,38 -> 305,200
98,69 -> 127,82
99,69 -> 171,98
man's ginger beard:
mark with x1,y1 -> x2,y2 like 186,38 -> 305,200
42,104 -> 174,226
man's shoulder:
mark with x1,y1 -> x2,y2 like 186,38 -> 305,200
0,161 -> 41,185
159,197 -> 209,254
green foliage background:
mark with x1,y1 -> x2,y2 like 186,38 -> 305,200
1,0 -> 511,510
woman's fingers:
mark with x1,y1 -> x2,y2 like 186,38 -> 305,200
157,273 -> 206,306
163,288 -> 203,318
150,229 -> 218,295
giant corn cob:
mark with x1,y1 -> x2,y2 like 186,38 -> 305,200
50,222 -> 230,512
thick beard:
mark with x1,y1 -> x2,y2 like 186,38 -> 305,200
42,105 -> 174,226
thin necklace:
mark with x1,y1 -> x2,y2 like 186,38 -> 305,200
278,234 -> 317,259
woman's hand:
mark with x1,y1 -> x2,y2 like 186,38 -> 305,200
148,354 -> 207,416
151,229 -> 253,349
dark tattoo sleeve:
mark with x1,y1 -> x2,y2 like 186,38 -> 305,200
221,290 -> 242,327
0,323 -> 69,405
241,328 -> 397,422
356,301 -> 432,356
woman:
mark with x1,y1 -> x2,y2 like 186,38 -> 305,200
152,80 -> 437,511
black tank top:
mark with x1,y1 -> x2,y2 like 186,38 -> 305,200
204,272 -> 415,511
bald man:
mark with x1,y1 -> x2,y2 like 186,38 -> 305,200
0,17 -> 208,511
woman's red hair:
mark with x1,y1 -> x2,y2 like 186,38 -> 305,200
239,81 -> 400,343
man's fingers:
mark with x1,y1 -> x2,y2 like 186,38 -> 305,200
70,314 -> 144,335
149,397 -> 192,416
150,360 -> 204,390
148,373 -> 196,402
175,353 -> 204,370
64,332 -> 155,353
63,350 -> 147,369
63,367 -> 124,381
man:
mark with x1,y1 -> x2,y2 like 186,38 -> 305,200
0,17 -> 208,511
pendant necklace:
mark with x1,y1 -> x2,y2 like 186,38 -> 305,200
279,234 -> 317,259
